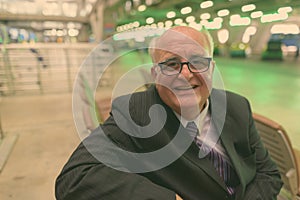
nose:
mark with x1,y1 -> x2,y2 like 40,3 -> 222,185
179,63 -> 193,79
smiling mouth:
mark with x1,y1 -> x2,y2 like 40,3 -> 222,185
174,85 -> 198,90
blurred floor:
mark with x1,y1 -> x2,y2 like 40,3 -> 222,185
0,93 -> 80,200
215,56 -> 300,149
0,52 -> 299,200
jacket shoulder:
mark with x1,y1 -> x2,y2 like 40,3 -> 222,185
111,86 -> 163,125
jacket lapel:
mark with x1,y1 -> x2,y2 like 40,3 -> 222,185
210,89 -> 246,199
219,116 -> 245,199
182,136 -> 228,191
175,89 -> 229,192
146,86 -> 229,193
197,89 -> 247,196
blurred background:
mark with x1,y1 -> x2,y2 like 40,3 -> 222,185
0,0 -> 300,199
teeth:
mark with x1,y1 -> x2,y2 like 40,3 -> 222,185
176,86 -> 194,90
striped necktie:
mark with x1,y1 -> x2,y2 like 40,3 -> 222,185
186,121 -> 236,195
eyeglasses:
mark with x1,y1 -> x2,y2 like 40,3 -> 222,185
157,56 -> 212,76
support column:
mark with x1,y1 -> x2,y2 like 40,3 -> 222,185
77,24 -> 90,42
89,1 -> 105,43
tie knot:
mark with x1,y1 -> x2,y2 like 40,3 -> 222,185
186,121 -> 199,137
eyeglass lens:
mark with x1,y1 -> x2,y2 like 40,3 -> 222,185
159,56 -> 210,75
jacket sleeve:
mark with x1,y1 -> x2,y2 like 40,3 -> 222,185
55,141 -> 176,200
243,100 -> 283,200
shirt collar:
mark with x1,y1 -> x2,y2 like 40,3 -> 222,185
174,100 -> 209,129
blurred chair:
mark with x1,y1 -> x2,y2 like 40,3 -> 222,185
78,75 -> 99,133
261,40 -> 283,61
95,97 -> 111,123
253,113 -> 300,200
82,104 -> 97,132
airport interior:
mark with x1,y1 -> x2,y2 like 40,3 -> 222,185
0,0 -> 300,199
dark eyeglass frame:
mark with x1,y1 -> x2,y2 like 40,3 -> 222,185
157,57 -> 212,76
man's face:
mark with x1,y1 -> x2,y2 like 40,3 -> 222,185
151,30 -> 214,118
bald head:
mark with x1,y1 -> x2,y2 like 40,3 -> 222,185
149,26 -> 214,63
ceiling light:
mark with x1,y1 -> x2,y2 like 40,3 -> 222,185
230,15 -> 251,26
174,18 -> 183,25
166,11 -> 176,18
217,9 -> 230,17
146,17 -> 154,24
214,17 -> 223,23
157,22 -> 164,28
218,29 -> 229,44
181,7 -> 192,15
200,1 -> 213,9
138,5 -> 146,12
245,26 -> 257,35
189,22 -> 202,30
204,21 -> 222,30
278,6 -> 293,13
186,16 -> 195,23
68,29 -> 79,37
271,24 -> 299,34
261,12 -> 288,23
200,13 -> 211,20
250,11 -> 263,18
241,4 -> 256,12
62,3 -> 77,17
165,20 -> 173,27
133,21 -> 140,27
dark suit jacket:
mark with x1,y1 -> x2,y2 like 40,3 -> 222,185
55,86 -> 283,200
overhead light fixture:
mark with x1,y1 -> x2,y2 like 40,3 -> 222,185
132,21 -> 140,28
157,22 -> 164,28
138,5 -> 146,12
278,6 -> 293,13
68,29 -> 79,37
200,13 -> 211,20
241,4 -> 256,12
165,20 -> 173,28
230,15 -> 251,26
181,7 -> 192,15
245,26 -> 257,35
146,17 -> 154,24
186,16 -> 196,23
201,18 -> 222,30
261,12 -> 288,23
174,18 -> 183,25
242,26 -> 257,43
217,29 -> 229,44
217,9 -> 230,17
250,11 -> 263,18
271,24 -> 299,34
204,21 -> 222,29
214,17 -> 223,23
200,1 -> 213,9
166,11 -> 176,18
62,2 -> 77,17
189,22 -> 202,30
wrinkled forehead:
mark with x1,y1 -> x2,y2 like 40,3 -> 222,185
153,29 -> 210,62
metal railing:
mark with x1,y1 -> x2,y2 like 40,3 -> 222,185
0,43 -> 98,95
